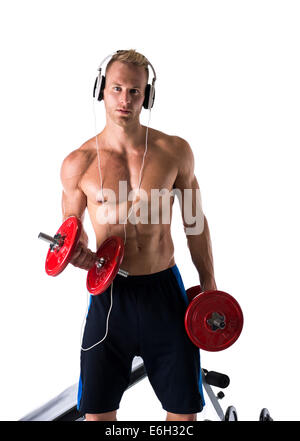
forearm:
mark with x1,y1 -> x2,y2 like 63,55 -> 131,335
186,216 -> 217,291
79,227 -> 89,248
61,214 -> 95,269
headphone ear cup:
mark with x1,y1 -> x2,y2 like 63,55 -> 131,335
143,84 -> 155,109
93,75 -> 106,101
99,76 -> 106,101
93,77 -> 98,98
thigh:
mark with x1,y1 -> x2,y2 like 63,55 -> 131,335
78,337 -> 134,414
142,325 -> 203,414
78,286 -> 137,414
138,268 -> 204,414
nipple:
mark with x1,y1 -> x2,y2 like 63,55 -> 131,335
96,190 -> 107,204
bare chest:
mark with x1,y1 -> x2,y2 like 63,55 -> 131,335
80,146 -> 178,205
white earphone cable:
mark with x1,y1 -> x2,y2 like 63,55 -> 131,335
93,98 -> 104,202
80,281 -> 114,352
122,108 -> 152,246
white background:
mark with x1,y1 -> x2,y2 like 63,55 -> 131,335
0,0 -> 299,421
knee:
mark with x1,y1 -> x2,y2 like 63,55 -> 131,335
166,412 -> 197,421
85,410 -> 117,421
181,414 -> 197,422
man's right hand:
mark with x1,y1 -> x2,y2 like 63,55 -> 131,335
70,241 -> 98,270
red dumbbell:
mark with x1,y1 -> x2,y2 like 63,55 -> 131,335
185,286 -> 244,352
38,216 -> 128,295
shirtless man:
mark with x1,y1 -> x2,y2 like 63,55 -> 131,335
60,50 -> 217,421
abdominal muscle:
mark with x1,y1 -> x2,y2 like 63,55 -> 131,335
87,200 -> 176,275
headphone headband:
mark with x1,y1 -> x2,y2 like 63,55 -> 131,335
93,50 -> 156,109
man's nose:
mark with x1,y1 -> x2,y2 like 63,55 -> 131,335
120,89 -> 131,105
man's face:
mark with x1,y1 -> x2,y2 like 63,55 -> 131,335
103,61 -> 148,127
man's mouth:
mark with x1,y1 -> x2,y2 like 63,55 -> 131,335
117,109 -> 131,114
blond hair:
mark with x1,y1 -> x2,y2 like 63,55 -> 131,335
106,49 -> 149,82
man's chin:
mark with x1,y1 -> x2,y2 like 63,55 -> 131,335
113,113 -> 138,127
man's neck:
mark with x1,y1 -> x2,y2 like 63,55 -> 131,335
102,120 -> 146,152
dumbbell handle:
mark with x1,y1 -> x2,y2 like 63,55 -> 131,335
38,232 -> 129,278
207,312 -> 226,330
38,232 -> 58,245
95,257 -> 128,277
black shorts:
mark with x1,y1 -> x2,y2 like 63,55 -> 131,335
77,265 -> 205,415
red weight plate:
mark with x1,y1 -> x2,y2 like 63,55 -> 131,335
186,285 -> 202,303
185,290 -> 243,352
45,216 -> 82,276
86,236 -> 124,295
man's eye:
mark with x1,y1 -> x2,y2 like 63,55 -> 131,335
131,89 -> 139,94
113,87 -> 121,92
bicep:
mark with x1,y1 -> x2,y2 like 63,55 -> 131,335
173,140 -> 204,230
60,151 -> 88,222
175,175 -> 204,229
61,186 -> 87,222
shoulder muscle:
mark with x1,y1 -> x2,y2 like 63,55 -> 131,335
60,148 -> 90,192
173,136 -> 195,189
